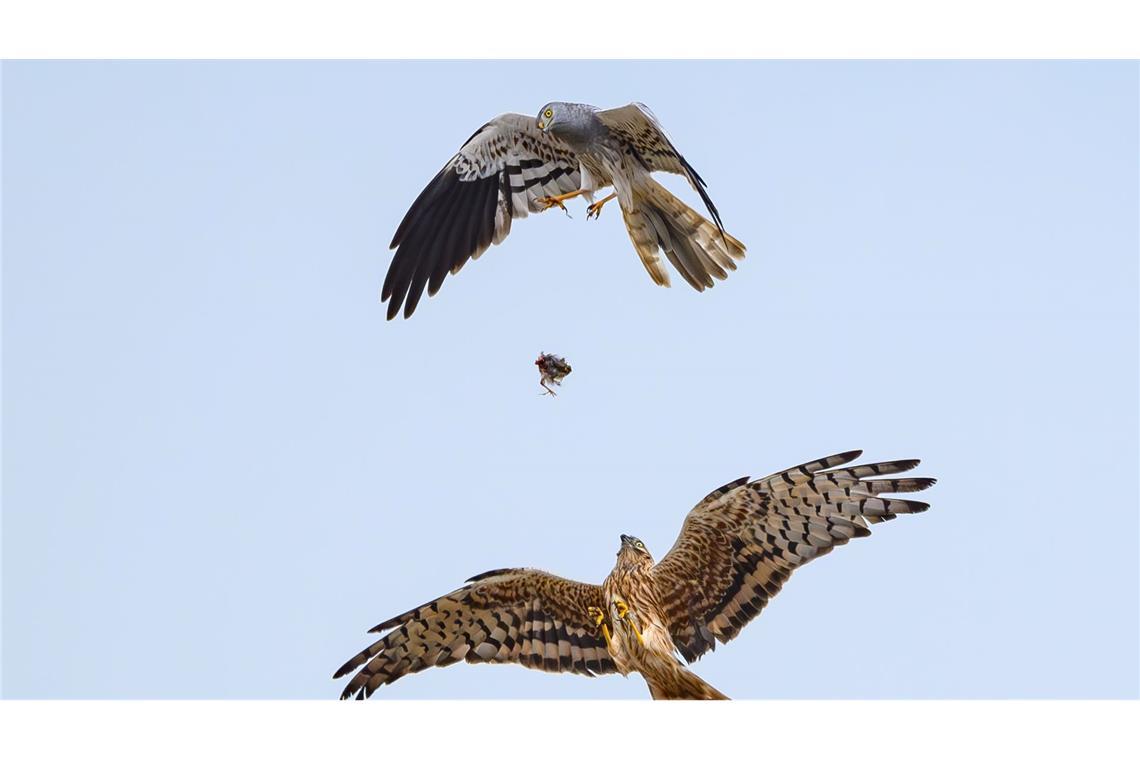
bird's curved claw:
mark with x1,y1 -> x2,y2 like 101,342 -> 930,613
586,192 -> 616,221
537,195 -> 570,217
613,600 -> 645,647
588,606 -> 614,653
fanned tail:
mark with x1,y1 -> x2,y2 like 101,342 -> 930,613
620,177 -> 746,291
642,653 -> 730,700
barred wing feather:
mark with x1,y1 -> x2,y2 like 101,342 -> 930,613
333,568 -> 616,699
650,450 -> 935,663
382,114 -> 581,319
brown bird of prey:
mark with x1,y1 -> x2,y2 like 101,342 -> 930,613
333,450 -> 934,699
381,102 -> 746,319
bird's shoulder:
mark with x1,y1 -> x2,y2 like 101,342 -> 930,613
451,113 -> 577,176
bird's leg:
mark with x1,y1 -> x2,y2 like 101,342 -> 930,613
588,606 -> 613,653
539,379 -> 557,397
586,192 -> 617,220
537,189 -> 586,215
613,600 -> 645,647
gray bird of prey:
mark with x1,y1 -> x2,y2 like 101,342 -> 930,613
381,102 -> 747,319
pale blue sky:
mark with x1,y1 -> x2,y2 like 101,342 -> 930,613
2,61 -> 1137,699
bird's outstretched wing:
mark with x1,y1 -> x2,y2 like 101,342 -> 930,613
596,102 -> 726,234
333,568 -> 615,698
650,451 -> 935,663
383,114 -> 581,319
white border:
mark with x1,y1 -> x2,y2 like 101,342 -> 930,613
0,0 -> 1138,58
2,6 -> 1137,758
0,701 -> 1137,759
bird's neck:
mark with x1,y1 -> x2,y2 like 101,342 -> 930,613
553,107 -> 605,154
610,558 -> 651,586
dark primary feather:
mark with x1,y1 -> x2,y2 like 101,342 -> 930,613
382,170 -> 501,320
382,115 -> 580,320
677,153 -> 725,236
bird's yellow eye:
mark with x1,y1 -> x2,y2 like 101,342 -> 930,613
636,541 -> 645,549
544,109 -> 553,119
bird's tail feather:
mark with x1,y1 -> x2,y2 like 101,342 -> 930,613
642,654 -> 730,700
620,178 -> 746,291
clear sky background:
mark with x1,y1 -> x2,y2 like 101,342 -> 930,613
2,61 -> 1137,699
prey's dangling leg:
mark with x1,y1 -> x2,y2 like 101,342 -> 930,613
588,606 -> 613,654
586,192 -> 617,220
613,600 -> 645,647
537,189 -> 587,216
539,379 -> 558,397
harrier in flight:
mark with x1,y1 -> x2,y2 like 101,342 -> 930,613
334,450 -> 934,699
382,102 -> 747,319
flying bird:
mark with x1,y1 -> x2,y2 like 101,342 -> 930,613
333,450 -> 934,699
382,102 -> 747,319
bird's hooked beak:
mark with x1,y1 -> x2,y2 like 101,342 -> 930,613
618,534 -> 633,555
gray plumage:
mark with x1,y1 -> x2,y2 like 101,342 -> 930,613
382,102 -> 747,319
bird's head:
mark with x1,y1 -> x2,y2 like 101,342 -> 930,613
536,102 -> 599,150
617,534 -> 654,567
535,102 -> 564,132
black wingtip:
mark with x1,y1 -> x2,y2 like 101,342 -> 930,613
464,567 -> 520,584
381,169 -> 500,322
368,615 -> 403,634
908,477 -> 937,491
381,290 -> 404,320
682,155 -> 726,236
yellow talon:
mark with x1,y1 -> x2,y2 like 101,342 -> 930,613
613,600 -> 646,647
537,195 -> 567,213
586,192 -> 617,220
588,606 -> 604,627
588,606 -> 614,653
537,189 -> 587,216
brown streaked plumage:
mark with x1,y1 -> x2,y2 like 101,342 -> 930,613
333,450 -> 935,699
